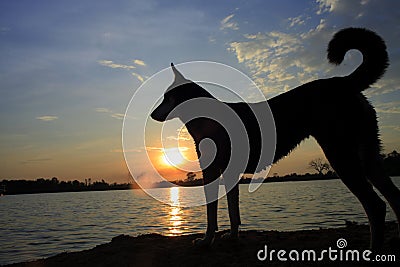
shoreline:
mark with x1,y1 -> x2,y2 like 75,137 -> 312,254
5,222 -> 399,267
3,176 -> 399,196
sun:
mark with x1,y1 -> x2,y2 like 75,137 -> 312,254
161,147 -> 185,167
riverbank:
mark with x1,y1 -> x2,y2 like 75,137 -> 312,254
5,222 -> 399,267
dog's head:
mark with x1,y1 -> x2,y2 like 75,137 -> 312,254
151,63 -> 212,122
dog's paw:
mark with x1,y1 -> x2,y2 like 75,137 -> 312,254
192,234 -> 215,248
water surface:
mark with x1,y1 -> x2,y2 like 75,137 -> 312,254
1,178 -> 399,265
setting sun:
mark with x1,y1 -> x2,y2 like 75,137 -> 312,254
161,148 -> 186,167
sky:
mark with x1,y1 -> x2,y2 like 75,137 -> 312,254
0,0 -> 399,183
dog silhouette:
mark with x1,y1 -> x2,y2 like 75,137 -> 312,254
151,28 -> 400,250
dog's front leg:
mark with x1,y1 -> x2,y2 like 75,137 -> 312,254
226,185 -> 241,238
223,173 -> 241,240
193,167 -> 220,247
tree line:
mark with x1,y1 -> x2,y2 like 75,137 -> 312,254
0,177 -> 140,195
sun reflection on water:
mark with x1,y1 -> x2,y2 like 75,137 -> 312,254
167,187 -> 184,236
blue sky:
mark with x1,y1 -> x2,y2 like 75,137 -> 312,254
1,0 -> 399,182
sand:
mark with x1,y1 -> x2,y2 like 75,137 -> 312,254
5,222 -> 400,267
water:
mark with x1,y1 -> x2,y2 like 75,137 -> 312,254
0,178 -> 399,265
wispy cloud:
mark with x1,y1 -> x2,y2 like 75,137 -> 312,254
288,14 -> 309,27
166,127 -> 192,141
381,125 -> 400,132
95,107 -> 112,113
366,79 -> 400,96
98,59 -> 146,83
146,146 -> 190,152
36,115 -> 58,121
0,26 -> 10,34
110,148 -> 142,153
145,146 -> 163,152
98,60 -> 136,70
375,102 -> 400,114
316,0 -> 339,14
133,59 -> 146,66
95,108 -> 126,120
110,113 -> 125,120
220,14 -> 239,30
20,158 -> 52,165
132,72 -> 145,83
167,135 -> 191,141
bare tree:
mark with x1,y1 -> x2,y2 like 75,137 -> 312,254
309,158 -> 331,175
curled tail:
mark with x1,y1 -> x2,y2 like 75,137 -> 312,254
327,28 -> 389,91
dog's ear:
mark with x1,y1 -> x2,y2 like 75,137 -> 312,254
171,63 -> 187,82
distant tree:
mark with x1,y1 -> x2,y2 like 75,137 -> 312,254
186,172 -> 196,182
309,158 -> 331,175
51,177 -> 59,184
36,178 -> 45,184
383,150 -> 400,175
389,150 -> 399,157
72,180 -> 81,187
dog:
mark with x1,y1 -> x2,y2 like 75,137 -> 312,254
151,28 -> 400,250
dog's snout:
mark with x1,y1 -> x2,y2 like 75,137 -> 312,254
150,97 -> 177,122
150,106 -> 164,122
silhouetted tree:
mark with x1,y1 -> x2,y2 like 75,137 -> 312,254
309,158 -> 331,175
186,172 -> 196,182
383,150 -> 400,175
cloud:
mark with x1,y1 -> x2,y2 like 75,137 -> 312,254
36,115 -> 58,121
167,135 -> 191,141
110,113 -> 125,120
220,14 -> 239,30
226,0 -> 400,97
288,15 -> 309,27
110,148 -> 142,153
145,146 -> 190,152
20,158 -> 52,165
131,72 -> 145,83
95,107 -> 112,113
98,59 -> 146,82
0,27 -> 10,34
375,102 -> 400,114
98,60 -> 136,70
316,0 -> 339,14
366,79 -> 400,97
133,59 -> 146,66
381,125 -> 400,132
95,107 -> 126,120
228,30 -> 309,95
166,126 -> 192,141
145,146 -> 163,152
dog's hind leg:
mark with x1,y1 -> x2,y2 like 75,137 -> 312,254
341,173 -> 386,250
193,166 -> 220,247
319,141 -> 386,250
366,156 -> 400,237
